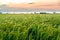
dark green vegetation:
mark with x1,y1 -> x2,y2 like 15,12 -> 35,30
0,14 -> 60,40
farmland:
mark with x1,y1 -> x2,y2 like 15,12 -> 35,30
0,14 -> 60,40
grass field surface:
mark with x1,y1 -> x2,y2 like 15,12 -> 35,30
0,14 -> 60,40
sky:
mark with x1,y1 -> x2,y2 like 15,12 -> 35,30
0,0 -> 59,4
0,0 -> 60,9
0,0 -> 39,4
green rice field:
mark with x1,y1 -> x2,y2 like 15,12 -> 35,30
0,14 -> 60,40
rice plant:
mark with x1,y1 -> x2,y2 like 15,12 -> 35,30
0,14 -> 60,40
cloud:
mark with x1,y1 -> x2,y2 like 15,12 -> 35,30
0,0 -> 37,4
0,0 -> 59,5
0,0 -> 60,10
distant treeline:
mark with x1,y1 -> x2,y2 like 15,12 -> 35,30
0,12 -> 59,14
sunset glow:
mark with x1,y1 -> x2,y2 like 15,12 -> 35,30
0,0 -> 59,4
0,0 -> 38,4
0,0 -> 60,9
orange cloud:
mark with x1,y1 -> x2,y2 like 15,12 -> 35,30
8,2 -> 60,10
0,0 -> 56,10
